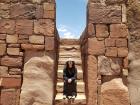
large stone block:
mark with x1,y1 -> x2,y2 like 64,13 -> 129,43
10,3 -> 43,19
110,24 -> 128,38
29,35 -> 44,44
87,55 -> 98,105
96,24 -> 109,38
98,56 -> 121,75
6,35 -> 18,43
0,44 -> 6,56
88,38 -> 105,55
101,78 -> 130,105
16,19 -> 33,35
87,23 -> 95,36
88,3 -> 122,23
7,48 -> 20,55
105,47 -> 118,57
105,38 -> 116,47
0,19 -> 15,34
45,36 -> 55,51
1,89 -> 20,105
1,77 -> 21,88
0,3 -> 10,19
34,19 -> 55,36
116,38 -> 128,47
0,66 -> 8,76
21,44 -> 44,50
118,47 -> 128,57
1,56 -> 23,67
20,56 -> 54,105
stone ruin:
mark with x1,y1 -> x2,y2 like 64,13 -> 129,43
0,0 -> 139,105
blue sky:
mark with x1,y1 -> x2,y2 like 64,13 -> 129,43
56,0 -> 87,39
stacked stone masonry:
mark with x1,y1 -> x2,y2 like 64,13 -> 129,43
0,0 -> 59,105
80,0 -> 130,105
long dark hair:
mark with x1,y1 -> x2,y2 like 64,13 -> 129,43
65,61 -> 76,70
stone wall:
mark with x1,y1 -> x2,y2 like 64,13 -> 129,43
80,0 -> 130,105
127,0 -> 140,105
0,0 -> 59,105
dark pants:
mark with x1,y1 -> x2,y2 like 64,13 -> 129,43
63,80 -> 77,96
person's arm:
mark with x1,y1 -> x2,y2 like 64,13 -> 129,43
63,68 -> 68,81
71,68 -> 77,81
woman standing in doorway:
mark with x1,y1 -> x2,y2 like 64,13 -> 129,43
63,58 -> 77,99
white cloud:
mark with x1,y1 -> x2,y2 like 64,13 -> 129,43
57,25 -> 79,39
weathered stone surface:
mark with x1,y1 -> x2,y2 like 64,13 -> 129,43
34,19 -> 54,36
0,0 -> 18,3
105,0 -> 127,5
7,48 -> 20,55
116,38 -> 128,47
16,19 -> 33,34
87,55 -> 97,105
1,77 -> 21,88
89,3 -> 122,23
0,44 -> 6,56
96,24 -> 109,38
106,47 -> 117,57
6,35 -> 18,43
45,36 -> 54,51
18,35 -> 29,44
105,38 -> 116,47
43,10 -> 55,19
1,89 -> 20,105
0,19 -> 15,34
9,68 -> 22,75
118,47 -> 128,57
124,56 -> 128,68
10,3 -> 43,19
87,23 -> 95,36
98,56 -> 121,75
88,38 -> 105,55
29,35 -> 44,44
110,24 -> 128,38
0,3 -> 10,19
21,44 -> 44,50
101,78 -> 130,105
1,56 -> 22,67
43,3 -> 55,11
0,66 -> 8,76
20,56 -> 54,105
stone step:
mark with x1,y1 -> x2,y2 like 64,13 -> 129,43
58,59 -> 82,65
55,93 -> 86,105
59,52 -> 81,58
58,65 -> 82,71
57,69 -> 83,80
60,45 -> 80,51
60,39 -> 80,45
56,81 -> 85,93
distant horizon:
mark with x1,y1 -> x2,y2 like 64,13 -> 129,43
56,0 -> 87,39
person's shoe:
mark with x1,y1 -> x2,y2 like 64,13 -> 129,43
63,95 -> 66,99
71,95 -> 76,99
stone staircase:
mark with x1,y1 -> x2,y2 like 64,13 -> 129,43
54,39 -> 86,105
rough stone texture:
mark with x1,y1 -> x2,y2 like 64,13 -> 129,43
88,3 -> 122,23
105,47 -> 118,57
96,24 -> 109,38
0,44 -> 6,56
45,36 -> 55,51
0,19 -> 15,34
88,38 -> 105,55
1,56 -> 23,67
7,48 -> 20,55
101,78 -> 130,105
6,35 -> 18,43
29,35 -> 44,44
118,47 -> 128,57
34,19 -> 54,36
87,55 -> 98,105
98,56 -> 121,75
16,19 -> 33,35
105,38 -> 116,47
116,38 -> 128,47
110,24 -> 128,38
20,56 -> 54,105
10,3 -> 43,19
0,66 -> 8,76
0,3 -> 10,19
